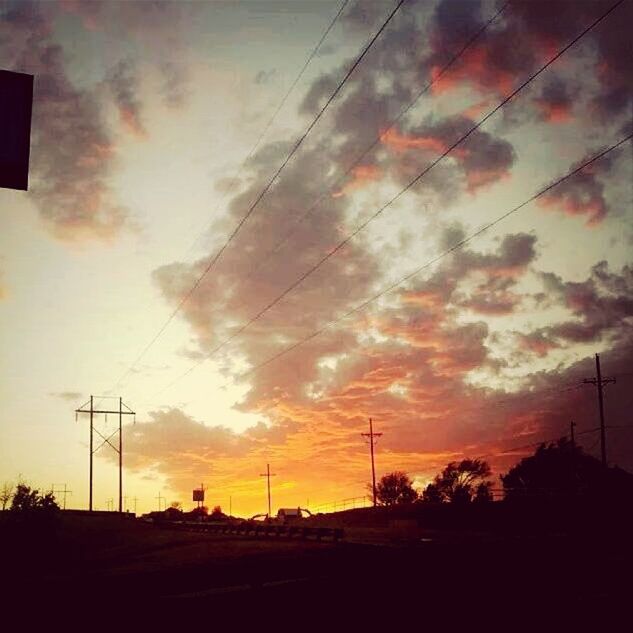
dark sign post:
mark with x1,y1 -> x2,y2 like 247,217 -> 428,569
193,484 -> 205,509
0,70 -> 34,191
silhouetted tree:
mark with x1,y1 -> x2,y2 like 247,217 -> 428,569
422,459 -> 492,503
209,505 -> 226,519
190,505 -> 208,519
9,484 -> 59,519
500,437 -> 631,499
11,484 -> 58,512
375,472 -> 418,506
421,482 -> 443,503
474,481 -> 493,503
1,481 -> 13,510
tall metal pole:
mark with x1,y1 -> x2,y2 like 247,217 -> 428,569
583,353 -> 615,468
118,397 -> 123,513
369,419 -> 377,507
595,354 -> 607,468
89,395 -> 94,512
266,464 -> 272,517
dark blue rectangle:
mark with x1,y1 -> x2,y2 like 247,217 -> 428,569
0,69 -> 34,191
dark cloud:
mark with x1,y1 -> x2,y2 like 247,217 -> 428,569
254,68 -> 277,85
61,0 -> 195,109
50,391 -> 82,401
537,148 -> 618,226
525,262 -> 633,350
106,58 -> 147,138
0,1 -> 129,241
382,114 -> 516,193
141,0 -> 632,504
341,0 -> 390,34
159,60 -> 189,109
533,75 -> 575,123
516,331 -> 560,358
425,0 -> 631,126
588,0 -> 633,119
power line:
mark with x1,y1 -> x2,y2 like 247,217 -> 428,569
197,0 -> 512,318
184,0 -> 351,259
148,129 -> 631,403
240,135 -> 631,379
104,0 -> 406,398
476,426 -> 602,462
163,0 -> 624,376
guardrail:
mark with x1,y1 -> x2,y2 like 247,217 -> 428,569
159,520 -> 344,542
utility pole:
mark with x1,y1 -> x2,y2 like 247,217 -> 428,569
156,492 -> 165,511
569,420 -> 576,492
51,483 -> 72,510
259,464 -> 276,517
362,417 -> 382,507
89,396 -> 93,511
229,495 -> 232,517
583,354 -> 616,467
75,395 -> 135,512
118,397 -> 123,512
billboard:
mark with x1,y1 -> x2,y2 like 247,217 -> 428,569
0,70 -> 34,191
192,489 -> 204,502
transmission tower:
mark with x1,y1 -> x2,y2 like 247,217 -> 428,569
75,395 -> 136,512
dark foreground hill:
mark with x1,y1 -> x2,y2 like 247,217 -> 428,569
1,508 -> 631,627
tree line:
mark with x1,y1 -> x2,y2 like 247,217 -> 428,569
372,437 -> 633,506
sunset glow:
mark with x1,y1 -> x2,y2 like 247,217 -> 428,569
1,0 -> 632,519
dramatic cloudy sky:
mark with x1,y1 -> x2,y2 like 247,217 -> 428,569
1,0 -> 631,516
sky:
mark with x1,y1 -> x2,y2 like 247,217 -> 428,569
0,0 -> 632,517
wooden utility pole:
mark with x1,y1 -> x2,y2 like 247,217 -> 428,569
155,492 -> 165,511
259,464 -> 276,517
362,418 -> 382,507
583,354 -> 616,467
75,396 -> 135,512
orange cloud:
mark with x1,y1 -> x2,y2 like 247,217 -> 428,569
537,194 -> 606,227
429,45 -> 515,98
535,100 -> 572,123
380,122 -> 512,194
517,332 -> 560,358
465,167 -> 511,193
332,164 -> 381,198
119,105 -> 148,139
380,127 -> 451,155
